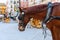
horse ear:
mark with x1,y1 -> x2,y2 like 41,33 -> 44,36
19,7 -> 22,13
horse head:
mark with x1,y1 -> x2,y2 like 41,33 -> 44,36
18,4 -> 48,31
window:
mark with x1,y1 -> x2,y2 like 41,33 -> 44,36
14,1 -> 16,4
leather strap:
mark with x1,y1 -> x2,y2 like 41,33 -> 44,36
42,2 -> 53,38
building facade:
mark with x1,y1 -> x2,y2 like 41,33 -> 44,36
6,0 -> 19,17
20,0 -> 59,8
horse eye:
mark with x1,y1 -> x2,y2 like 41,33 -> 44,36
22,12 -> 24,15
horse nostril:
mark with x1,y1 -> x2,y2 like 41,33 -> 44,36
18,21 -> 25,31
18,26 -> 25,31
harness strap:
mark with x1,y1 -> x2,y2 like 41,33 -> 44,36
52,16 -> 60,20
43,3 -> 60,38
42,2 -> 53,38
43,2 -> 53,23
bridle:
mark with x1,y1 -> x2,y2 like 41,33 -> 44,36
18,11 -> 25,31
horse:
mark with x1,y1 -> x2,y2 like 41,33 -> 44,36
18,2 -> 60,40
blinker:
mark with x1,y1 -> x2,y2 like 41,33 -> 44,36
22,12 -> 24,15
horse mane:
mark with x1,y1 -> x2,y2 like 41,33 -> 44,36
22,4 -> 47,14
19,2 -> 60,14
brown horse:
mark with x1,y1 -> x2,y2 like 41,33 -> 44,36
18,2 -> 60,40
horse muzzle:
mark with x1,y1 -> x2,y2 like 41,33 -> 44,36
18,22 -> 25,31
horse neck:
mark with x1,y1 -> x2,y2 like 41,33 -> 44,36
52,3 -> 60,16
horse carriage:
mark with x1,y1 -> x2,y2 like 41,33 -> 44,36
18,2 -> 60,40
